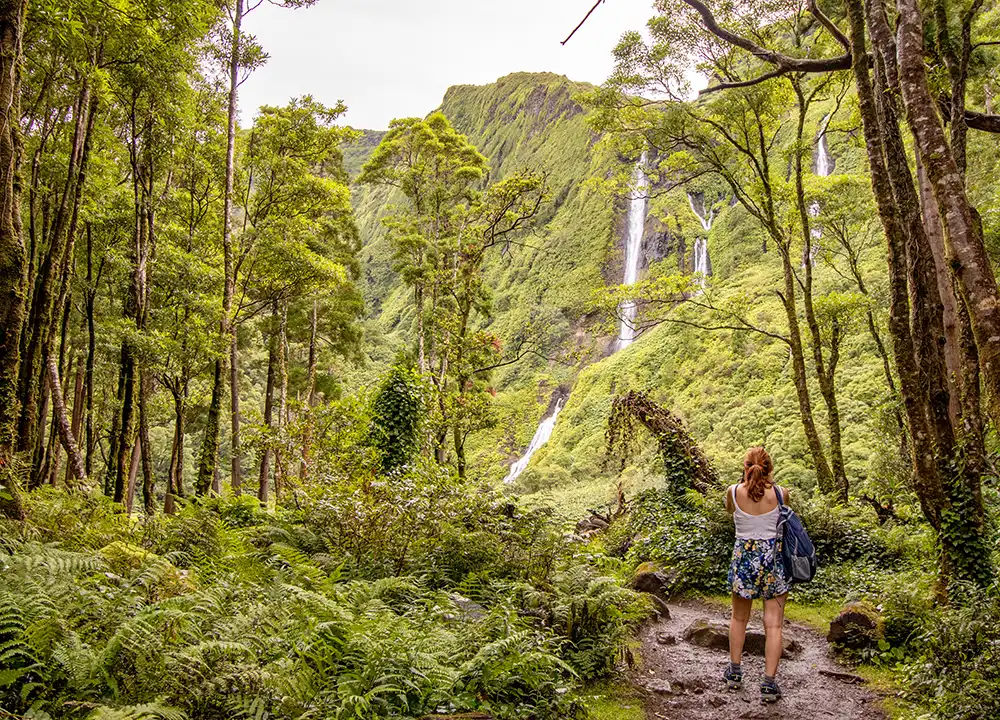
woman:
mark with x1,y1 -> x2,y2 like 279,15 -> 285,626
721,446 -> 790,703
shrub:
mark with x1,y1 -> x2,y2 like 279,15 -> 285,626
904,584 -> 1000,720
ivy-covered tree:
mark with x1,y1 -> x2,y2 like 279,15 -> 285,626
370,362 -> 425,474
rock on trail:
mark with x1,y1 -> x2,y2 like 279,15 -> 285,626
632,600 -> 885,719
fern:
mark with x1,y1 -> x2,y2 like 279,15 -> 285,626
85,702 -> 188,720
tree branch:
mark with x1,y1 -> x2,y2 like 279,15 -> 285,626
680,0 -> 852,93
807,0 -> 851,50
561,0 -> 605,45
965,108 -> 1000,132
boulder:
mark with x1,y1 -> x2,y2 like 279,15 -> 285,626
575,515 -> 610,534
631,564 -> 675,620
827,601 -> 883,650
645,678 -> 673,695
631,562 -> 677,601
655,631 -> 677,645
646,594 -> 672,621
681,619 -> 802,659
445,593 -> 487,622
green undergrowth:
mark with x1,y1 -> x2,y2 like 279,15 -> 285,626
690,592 -> 843,634
0,482 -> 650,720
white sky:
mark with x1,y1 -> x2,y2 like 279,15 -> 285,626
239,0 -> 656,129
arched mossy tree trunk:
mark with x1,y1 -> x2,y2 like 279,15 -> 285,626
606,390 -> 717,495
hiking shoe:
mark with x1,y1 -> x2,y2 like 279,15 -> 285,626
722,665 -> 742,689
760,680 -> 782,703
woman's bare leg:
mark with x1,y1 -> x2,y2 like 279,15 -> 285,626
763,593 -> 788,677
729,593 -> 752,664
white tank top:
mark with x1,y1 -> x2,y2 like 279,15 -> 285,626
729,484 -> 780,540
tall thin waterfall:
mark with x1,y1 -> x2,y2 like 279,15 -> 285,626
687,192 -> 715,232
693,238 -> 709,277
687,193 -> 713,291
616,152 -> 649,350
503,397 -> 565,484
806,115 -> 833,266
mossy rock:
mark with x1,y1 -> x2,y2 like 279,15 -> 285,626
827,600 -> 884,650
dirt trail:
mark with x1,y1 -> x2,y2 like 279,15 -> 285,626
631,600 -> 885,720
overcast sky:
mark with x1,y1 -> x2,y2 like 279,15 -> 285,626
238,0 -> 656,129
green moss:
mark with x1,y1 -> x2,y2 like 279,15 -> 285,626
576,680 -> 646,720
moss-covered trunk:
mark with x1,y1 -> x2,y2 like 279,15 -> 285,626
0,0 -> 29,520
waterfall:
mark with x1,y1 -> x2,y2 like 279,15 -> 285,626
502,397 -> 565,484
816,123 -> 832,178
693,237 -> 709,277
806,115 -> 833,266
616,152 -> 649,350
687,192 -> 715,232
687,193 -> 713,291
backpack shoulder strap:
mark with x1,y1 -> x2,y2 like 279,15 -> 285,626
774,485 -> 784,506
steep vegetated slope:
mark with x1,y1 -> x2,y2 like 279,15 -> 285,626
525,113 -> 900,509
349,72 -> 627,480
350,73 -> 896,512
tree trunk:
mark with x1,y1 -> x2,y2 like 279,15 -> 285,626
17,80 -> 94,461
895,0 -> 1000,432
196,359 -> 222,495
0,0 -> 29,520
258,301 -> 278,504
275,304 -> 288,501
301,300 -> 318,480
165,382 -> 186,515
776,242 -> 835,495
45,279 -> 74,486
84,224 -> 96,477
230,327 -> 241,494
848,0 -> 990,590
416,284 -> 425,372
109,347 -> 136,503
139,371 -> 154,514
791,86 -> 848,500
125,436 -> 140,515
65,347 -> 84,486
46,355 -> 85,484
223,0 -> 244,495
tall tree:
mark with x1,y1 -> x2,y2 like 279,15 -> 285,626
0,0 -> 29,519
213,0 -> 316,496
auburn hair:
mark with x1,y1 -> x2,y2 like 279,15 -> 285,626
742,446 -> 773,502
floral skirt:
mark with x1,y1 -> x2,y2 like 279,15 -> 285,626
728,538 -> 791,600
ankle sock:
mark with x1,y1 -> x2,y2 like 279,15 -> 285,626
764,674 -> 776,685
729,662 -> 742,674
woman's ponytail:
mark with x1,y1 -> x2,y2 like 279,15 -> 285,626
743,446 -> 773,502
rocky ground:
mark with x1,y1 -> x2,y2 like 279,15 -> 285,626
631,600 -> 886,719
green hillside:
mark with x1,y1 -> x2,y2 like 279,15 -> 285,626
348,72 -> 629,482
348,73 -> 894,516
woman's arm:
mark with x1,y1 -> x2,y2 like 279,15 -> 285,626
778,486 -> 791,508
724,485 -> 735,515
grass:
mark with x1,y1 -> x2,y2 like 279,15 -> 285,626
854,665 -> 931,720
577,680 -> 646,720
689,591 -> 842,633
